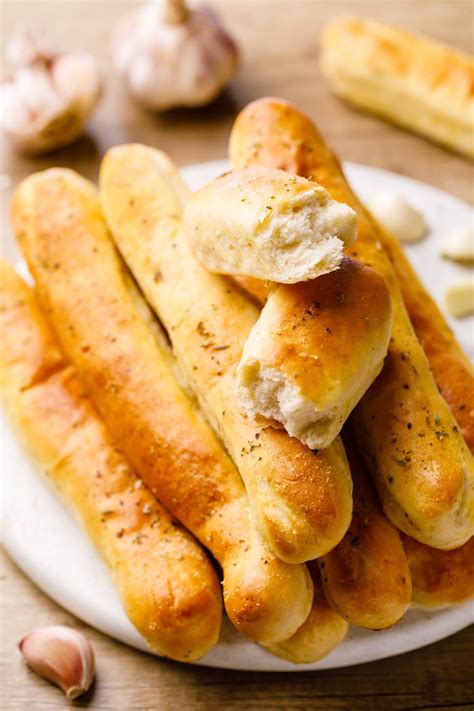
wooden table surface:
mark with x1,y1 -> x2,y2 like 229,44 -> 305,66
1,1 -> 473,709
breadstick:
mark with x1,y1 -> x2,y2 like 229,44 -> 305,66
184,167 -> 357,283
402,535 -> 474,608
11,170 -> 314,645
230,98 -> 474,550
229,96 -> 474,450
319,433 -> 412,629
320,16 -> 474,160
228,267 -> 413,629
0,260 -> 221,662
264,563 -> 348,664
236,256 -> 392,450
99,144 -> 353,565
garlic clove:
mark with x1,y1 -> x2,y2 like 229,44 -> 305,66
445,279 -> 474,318
0,31 -> 102,154
366,191 -> 427,243
442,226 -> 474,263
113,0 -> 239,111
19,625 -> 95,699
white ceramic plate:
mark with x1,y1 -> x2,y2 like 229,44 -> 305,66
1,161 -> 473,672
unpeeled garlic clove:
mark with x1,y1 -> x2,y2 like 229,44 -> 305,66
18,625 -> 95,699
1,29 -> 102,154
113,0 -> 239,111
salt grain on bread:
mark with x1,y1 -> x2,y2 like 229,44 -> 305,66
237,257 -> 392,449
184,167 -> 357,283
11,169 -> 314,645
99,143 -> 353,565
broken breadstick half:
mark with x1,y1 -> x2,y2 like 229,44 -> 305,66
238,257 -> 393,450
183,167 -> 357,283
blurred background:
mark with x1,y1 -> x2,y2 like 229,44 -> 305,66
1,0 -> 473,206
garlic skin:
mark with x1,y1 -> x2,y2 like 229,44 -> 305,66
113,1 -> 239,111
1,31 -> 102,154
18,625 -> 95,699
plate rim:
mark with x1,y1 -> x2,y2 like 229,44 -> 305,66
2,159 -> 473,672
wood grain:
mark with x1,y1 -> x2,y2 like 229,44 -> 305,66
1,1 -> 473,709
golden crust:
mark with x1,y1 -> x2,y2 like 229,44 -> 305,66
99,144 -> 354,564
264,563 -> 348,664
0,260 -> 221,662
238,256 -> 392,448
230,98 -> 474,550
320,433 -> 412,629
402,535 -> 474,608
11,170 -> 314,645
320,17 -> 474,159
232,268 -> 412,630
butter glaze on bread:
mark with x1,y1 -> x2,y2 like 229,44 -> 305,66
238,257 -> 392,450
320,16 -> 474,159
264,563 -> 348,664
230,98 -> 474,550
99,144 -> 353,565
11,169 -> 314,645
184,167 -> 356,283
0,260 -> 221,662
402,535 -> 474,608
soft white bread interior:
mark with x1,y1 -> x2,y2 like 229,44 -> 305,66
183,167 -> 357,284
238,257 -> 393,449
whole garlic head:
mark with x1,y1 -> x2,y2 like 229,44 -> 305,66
1,30 -> 102,154
113,0 -> 239,110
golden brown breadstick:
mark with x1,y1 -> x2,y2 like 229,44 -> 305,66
230,98 -> 474,550
228,264 -> 412,630
264,563 -> 348,664
229,96 -> 474,451
402,535 -> 474,608
320,16 -> 474,160
11,169 -> 314,645
99,144 -> 353,565
319,433 -> 412,629
0,260 -> 221,662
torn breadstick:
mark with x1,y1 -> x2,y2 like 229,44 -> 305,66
237,257 -> 392,450
184,167 -> 356,283
230,97 -> 474,550
99,143 -> 354,565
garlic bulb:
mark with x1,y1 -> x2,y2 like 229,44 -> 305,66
19,625 -> 95,699
1,30 -> 102,154
113,0 -> 239,110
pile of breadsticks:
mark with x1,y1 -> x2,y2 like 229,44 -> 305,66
1,98 -> 473,666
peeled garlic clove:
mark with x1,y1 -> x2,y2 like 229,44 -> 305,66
445,280 -> 474,318
19,625 -> 95,699
113,0 -> 239,111
442,226 -> 474,263
366,191 -> 427,243
0,30 -> 102,154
